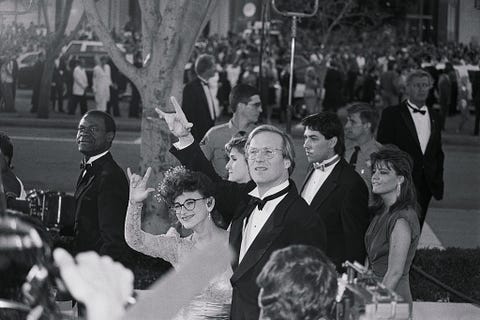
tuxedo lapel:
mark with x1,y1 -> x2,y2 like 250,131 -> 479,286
230,185 -> 298,283
399,102 -> 422,151
309,160 -> 343,210
194,78 -> 211,118
425,109 -> 438,156
229,202 -> 256,270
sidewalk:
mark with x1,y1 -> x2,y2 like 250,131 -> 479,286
1,89 -> 479,147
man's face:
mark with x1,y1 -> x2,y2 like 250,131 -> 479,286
239,94 -> 262,123
406,76 -> 431,104
303,127 -> 336,164
202,63 -> 216,80
344,113 -> 370,141
247,131 -> 290,190
76,115 -> 113,157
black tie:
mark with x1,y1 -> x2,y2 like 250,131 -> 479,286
407,103 -> 426,115
249,184 -> 291,211
80,159 -> 92,171
349,146 -> 361,167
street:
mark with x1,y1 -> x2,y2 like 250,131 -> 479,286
5,126 -> 479,211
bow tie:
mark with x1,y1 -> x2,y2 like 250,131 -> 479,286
407,103 -> 426,115
80,160 -> 92,170
249,184 -> 290,211
313,156 -> 339,171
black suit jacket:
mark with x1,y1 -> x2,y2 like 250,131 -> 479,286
171,143 -> 327,320
301,158 -> 369,269
74,152 -> 132,265
377,101 -> 444,200
182,77 -> 215,142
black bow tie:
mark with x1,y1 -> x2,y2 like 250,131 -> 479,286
313,155 -> 340,171
80,160 -> 92,170
250,184 -> 291,211
408,104 -> 426,115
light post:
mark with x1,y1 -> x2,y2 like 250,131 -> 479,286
271,0 -> 318,133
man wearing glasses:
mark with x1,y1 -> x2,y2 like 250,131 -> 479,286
158,101 -> 326,320
200,84 -> 261,178
74,110 -> 133,267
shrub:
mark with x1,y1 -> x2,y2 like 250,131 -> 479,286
411,248 -> 480,302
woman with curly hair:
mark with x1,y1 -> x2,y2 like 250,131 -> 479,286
365,145 -> 421,304
124,166 -> 231,319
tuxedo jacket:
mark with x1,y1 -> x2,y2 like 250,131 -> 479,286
301,158 -> 370,270
182,77 -> 215,142
74,152 -> 132,265
171,143 -> 327,320
377,101 -> 444,200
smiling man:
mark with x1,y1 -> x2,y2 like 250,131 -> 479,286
74,110 -> 132,266
300,112 -> 369,271
159,101 -> 326,320
200,84 -> 261,178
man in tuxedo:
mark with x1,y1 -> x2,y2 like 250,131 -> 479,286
377,70 -> 444,226
74,111 -> 132,266
200,84 -> 261,178
182,54 -> 217,142
158,103 -> 326,320
301,112 -> 370,270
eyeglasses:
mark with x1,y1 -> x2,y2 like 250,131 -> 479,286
247,147 -> 283,160
170,197 -> 207,213
77,126 -> 104,134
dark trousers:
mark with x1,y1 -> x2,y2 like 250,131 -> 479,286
51,84 -> 64,112
474,102 -> 480,136
1,82 -> 14,112
415,176 -> 433,228
107,86 -> 120,117
68,94 -> 87,115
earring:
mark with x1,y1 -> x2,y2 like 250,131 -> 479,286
396,183 -> 401,197
208,212 -> 212,220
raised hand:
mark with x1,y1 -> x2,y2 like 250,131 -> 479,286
155,96 -> 193,138
127,167 -> 155,203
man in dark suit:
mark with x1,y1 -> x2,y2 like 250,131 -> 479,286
74,110 -> 132,266
300,112 -> 370,270
157,103 -> 326,320
377,69 -> 444,226
182,54 -> 217,142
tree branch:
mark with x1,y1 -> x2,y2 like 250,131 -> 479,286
324,0 -> 355,45
82,0 -> 140,82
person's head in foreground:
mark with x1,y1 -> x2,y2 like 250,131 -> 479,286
158,166 -> 225,230
245,125 -> 295,193
370,145 -> 417,213
256,245 -> 338,320
225,131 -> 250,183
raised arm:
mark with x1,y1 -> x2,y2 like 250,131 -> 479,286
124,167 -> 179,263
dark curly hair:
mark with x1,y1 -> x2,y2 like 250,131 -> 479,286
157,166 -> 226,229
256,245 -> 338,320
157,166 -> 215,206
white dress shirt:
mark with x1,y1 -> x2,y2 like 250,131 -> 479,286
238,180 -> 290,263
198,76 -> 216,121
407,100 -> 431,154
73,66 -> 88,96
301,155 -> 340,205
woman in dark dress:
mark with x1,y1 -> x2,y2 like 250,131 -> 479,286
364,145 -> 420,304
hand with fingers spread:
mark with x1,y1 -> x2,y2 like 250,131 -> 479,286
155,96 -> 194,139
53,248 -> 133,320
127,167 -> 156,203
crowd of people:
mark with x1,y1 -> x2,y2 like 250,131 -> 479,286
1,16 -> 477,320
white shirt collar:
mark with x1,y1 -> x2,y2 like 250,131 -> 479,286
407,100 -> 427,110
248,180 -> 290,200
318,154 -> 340,166
87,150 -> 109,164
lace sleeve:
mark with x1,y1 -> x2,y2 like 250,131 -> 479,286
124,201 -> 179,264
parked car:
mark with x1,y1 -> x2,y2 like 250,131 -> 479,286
16,51 -> 42,88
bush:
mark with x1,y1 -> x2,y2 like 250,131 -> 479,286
411,248 -> 480,302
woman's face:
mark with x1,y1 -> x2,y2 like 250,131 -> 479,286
226,147 -> 250,183
173,191 -> 210,230
371,161 -> 404,196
